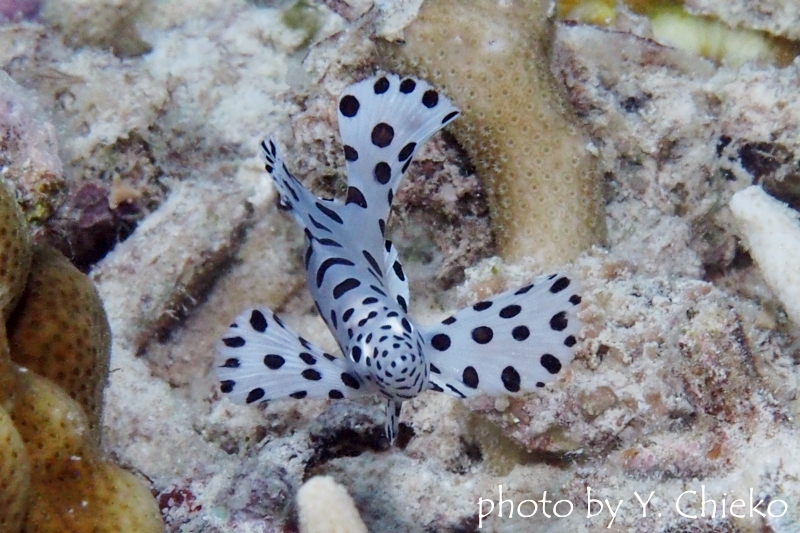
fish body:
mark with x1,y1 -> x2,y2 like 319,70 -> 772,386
215,74 -> 581,443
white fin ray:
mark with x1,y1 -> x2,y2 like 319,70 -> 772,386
336,73 -> 460,225
420,274 -> 581,399
216,307 -> 375,404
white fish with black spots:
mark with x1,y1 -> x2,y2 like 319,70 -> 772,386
215,73 -> 581,444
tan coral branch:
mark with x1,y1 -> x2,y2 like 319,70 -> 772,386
380,0 -> 605,266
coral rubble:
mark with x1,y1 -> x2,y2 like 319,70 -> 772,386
40,0 -> 151,57
0,0 -> 38,22
0,70 -> 65,229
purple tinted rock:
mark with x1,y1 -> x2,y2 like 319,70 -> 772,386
0,0 -> 40,21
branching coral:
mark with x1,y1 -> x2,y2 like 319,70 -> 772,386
0,177 -> 162,532
380,0 -> 605,266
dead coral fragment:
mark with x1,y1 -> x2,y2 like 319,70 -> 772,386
648,5 -> 798,67
730,186 -> 800,327
381,0 -> 605,265
0,71 -> 66,228
557,0 -> 799,66
558,0 -> 615,25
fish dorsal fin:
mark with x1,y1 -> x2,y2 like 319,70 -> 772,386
336,73 -> 459,227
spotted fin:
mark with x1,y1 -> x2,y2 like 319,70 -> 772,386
420,274 -> 581,399
336,73 -> 459,225
385,399 -> 402,444
383,240 -> 409,312
260,136 -> 347,236
215,308 -> 375,404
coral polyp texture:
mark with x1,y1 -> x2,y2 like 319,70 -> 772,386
0,177 -> 161,532
0,169 -> 32,319
380,0 -> 605,265
0,390 -> 30,533
9,370 -> 162,533
10,371 -> 93,480
9,243 -> 111,442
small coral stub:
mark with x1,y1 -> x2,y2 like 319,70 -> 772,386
297,476 -> 368,533
730,186 -> 800,327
